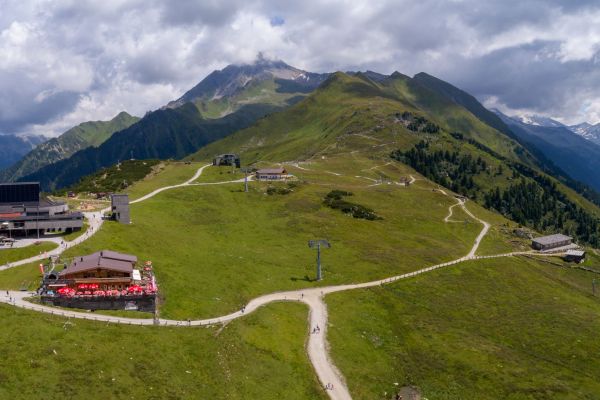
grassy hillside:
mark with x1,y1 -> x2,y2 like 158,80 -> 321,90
55,157 -> 485,319
0,302 -> 325,400
189,72 -> 600,246
0,112 -> 139,182
0,156 -> 495,317
0,158 -> 597,399
188,71 -> 535,167
327,256 -> 600,399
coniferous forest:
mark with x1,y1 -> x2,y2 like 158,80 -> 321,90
392,140 -> 600,246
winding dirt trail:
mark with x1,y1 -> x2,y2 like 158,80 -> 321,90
0,165 -> 522,400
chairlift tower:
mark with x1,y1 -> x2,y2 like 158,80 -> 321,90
308,239 -> 331,281
241,167 -> 253,193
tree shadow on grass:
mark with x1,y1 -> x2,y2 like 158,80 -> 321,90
290,274 -> 316,282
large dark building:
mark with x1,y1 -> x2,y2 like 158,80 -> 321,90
531,233 -> 573,251
111,194 -> 130,224
0,182 -> 83,237
213,153 -> 241,168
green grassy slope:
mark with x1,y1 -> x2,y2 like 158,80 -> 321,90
0,156 -> 497,318
189,71 -> 600,245
0,302 -> 325,400
189,72 -> 527,166
53,158 -> 482,319
327,256 -> 600,399
0,112 -> 139,182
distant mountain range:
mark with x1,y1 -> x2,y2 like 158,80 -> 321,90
507,113 -> 600,147
494,110 -> 600,192
569,122 -> 600,145
0,134 -> 47,170
0,112 -> 139,183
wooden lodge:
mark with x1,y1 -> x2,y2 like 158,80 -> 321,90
58,250 -> 137,291
42,250 -> 157,312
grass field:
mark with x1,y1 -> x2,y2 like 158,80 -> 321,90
0,158 -> 526,320
0,242 -> 57,267
327,256 -> 600,399
0,159 -> 597,399
0,261 -> 42,290
0,302 -> 325,400
125,161 -> 205,200
47,158 -> 487,319
193,164 -> 245,183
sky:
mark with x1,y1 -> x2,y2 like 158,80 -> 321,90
1,0 -> 599,137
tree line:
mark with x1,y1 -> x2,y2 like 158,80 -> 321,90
391,140 -> 600,247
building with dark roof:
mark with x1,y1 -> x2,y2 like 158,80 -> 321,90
564,249 -> 586,263
531,233 -> 573,251
0,182 -> 83,237
60,250 -> 137,284
41,250 -> 156,312
213,153 -> 241,168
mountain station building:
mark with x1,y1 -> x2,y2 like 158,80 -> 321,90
531,233 -> 573,251
0,182 -> 83,237
213,153 -> 241,168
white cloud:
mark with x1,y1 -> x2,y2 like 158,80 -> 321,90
1,0 -> 600,136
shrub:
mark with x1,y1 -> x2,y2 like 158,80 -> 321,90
323,190 -> 381,220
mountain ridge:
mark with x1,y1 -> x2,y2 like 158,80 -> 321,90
0,134 -> 47,170
0,112 -> 139,182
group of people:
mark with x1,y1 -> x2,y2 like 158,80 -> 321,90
324,383 -> 334,390
4,291 -> 15,304
312,324 -> 321,334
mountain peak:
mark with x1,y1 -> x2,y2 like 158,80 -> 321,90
511,114 -> 564,128
166,59 -> 329,115
568,121 -> 600,145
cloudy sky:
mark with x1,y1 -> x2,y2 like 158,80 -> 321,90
1,0 -> 599,137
